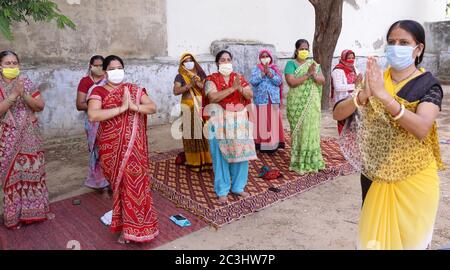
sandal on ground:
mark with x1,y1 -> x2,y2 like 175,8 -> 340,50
175,152 -> 186,165
263,170 -> 282,181
258,166 -> 270,178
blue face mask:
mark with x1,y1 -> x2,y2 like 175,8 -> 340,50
386,45 -> 418,71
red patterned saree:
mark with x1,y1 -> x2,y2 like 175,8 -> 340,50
90,83 -> 159,242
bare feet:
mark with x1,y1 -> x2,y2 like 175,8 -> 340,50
46,213 -> 56,220
232,191 -> 250,198
118,233 -> 130,245
10,224 -> 21,230
218,196 -> 229,204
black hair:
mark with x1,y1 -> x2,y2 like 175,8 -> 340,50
293,39 -> 310,59
0,50 -> 19,63
215,50 -> 233,67
387,20 -> 426,66
103,55 -> 124,70
90,55 -> 104,65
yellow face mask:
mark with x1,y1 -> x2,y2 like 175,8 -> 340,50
2,68 -> 20,79
297,50 -> 309,60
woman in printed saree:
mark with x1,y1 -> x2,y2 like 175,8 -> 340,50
249,49 -> 285,153
173,53 -> 212,172
204,50 -> 258,204
284,39 -> 325,174
76,55 -> 109,190
88,55 -> 159,244
335,20 -> 444,250
0,51 -> 52,229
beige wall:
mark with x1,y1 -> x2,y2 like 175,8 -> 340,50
0,0 -> 167,63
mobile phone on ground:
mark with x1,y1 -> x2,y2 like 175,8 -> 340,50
172,214 -> 187,221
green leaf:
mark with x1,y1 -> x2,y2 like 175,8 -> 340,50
0,0 -> 76,40
0,13 -> 13,41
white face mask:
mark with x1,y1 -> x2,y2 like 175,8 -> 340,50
260,57 -> 271,65
107,69 -> 125,84
183,61 -> 195,70
218,63 -> 233,76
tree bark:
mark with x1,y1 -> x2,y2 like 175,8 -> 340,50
308,0 -> 344,110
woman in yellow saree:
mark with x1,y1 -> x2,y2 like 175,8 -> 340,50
173,53 -> 212,172
334,20 -> 444,250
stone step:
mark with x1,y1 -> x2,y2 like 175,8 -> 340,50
438,76 -> 450,85
438,67 -> 450,76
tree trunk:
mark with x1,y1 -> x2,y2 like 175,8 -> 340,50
308,0 -> 344,110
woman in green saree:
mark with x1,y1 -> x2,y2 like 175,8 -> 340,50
284,39 -> 325,174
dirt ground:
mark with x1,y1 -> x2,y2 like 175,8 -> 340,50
1,86 -> 449,250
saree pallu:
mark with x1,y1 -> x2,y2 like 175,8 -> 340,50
84,81 -> 108,189
177,53 -> 212,172
286,60 -> 325,174
181,98 -> 212,172
0,77 -> 50,228
212,109 -> 258,164
355,69 -> 444,250
96,83 -> 158,242
253,101 -> 286,152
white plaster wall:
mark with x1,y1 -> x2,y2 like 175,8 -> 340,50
167,0 -> 448,57
337,0 -> 448,56
24,60 -> 217,138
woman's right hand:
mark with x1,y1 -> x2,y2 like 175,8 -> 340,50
307,63 -> 316,77
355,74 -> 364,86
358,76 -> 372,105
233,75 -> 241,90
187,79 -> 195,91
10,79 -> 24,98
121,87 -> 130,111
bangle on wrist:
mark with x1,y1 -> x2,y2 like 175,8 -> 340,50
353,91 -> 361,108
356,91 -> 367,106
392,104 -> 406,121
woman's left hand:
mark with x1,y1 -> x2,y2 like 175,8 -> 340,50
366,57 -> 388,100
125,88 -> 138,112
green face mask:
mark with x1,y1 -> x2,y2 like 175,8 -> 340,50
297,50 -> 309,60
1,67 -> 20,79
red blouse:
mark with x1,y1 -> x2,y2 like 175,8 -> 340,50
205,72 -> 251,110
77,76 -> 95,94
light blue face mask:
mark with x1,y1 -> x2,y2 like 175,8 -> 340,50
386,45 -> 418,71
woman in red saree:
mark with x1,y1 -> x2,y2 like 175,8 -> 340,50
0,51 -> 51,229
88,55 -> 159,244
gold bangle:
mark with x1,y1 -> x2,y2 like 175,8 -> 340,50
393,104 -> 406,121
356,91 -> 367,106
353,91 -> 361,108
